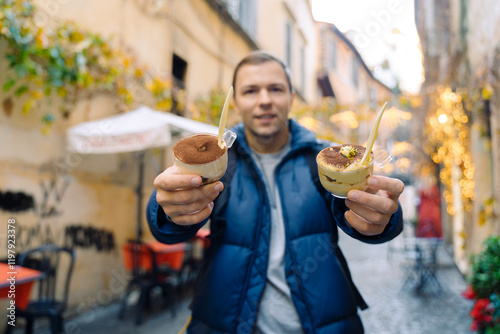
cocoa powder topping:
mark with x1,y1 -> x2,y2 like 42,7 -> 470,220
318,144 -> 367,168
173,134 -> 226,164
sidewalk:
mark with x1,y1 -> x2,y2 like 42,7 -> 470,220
12,231 -> 474,334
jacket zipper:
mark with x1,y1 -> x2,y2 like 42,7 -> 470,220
275,147 -> 317,333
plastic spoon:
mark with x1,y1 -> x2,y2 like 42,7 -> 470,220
218,86 -> 233,149
360,101 -> 388,166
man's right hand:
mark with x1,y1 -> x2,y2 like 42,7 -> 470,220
154,166 -> 224,226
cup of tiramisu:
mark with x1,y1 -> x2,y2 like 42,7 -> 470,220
316,144 -> 391,198
173,130 -> 236,184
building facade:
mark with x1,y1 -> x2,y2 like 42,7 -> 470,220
414,0 -> 500,273
317,23 -> 393,107
1,0 -> 400,318
0,0 -> 321,315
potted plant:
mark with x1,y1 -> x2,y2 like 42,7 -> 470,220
462,235 -> 500,333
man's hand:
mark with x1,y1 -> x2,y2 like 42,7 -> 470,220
154,166 -> 224,226
344,175 -> 404,236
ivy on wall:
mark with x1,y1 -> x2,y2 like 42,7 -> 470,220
0,0 -> 175,131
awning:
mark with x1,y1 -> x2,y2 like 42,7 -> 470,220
66,105 -> 218,154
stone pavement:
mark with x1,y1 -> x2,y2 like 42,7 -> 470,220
339,232 -> 474,334
10,230 -> 474,334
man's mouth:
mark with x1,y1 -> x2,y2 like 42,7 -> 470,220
255,114 -> 275,120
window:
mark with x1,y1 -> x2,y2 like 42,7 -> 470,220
172,54 -> 187,88
300,47 -> 305,95
329,39 -> 336,70
351,58 -> 358,87
285,22 -> 292,69
320,27 -> 328,70
238,0 -> 256,37
370,87 -> 377,103
224,0 -> 239,18
221,0 -> 256,38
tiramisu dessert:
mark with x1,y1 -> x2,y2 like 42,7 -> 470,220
173,133 -> 228,184
316,144 -> 374,198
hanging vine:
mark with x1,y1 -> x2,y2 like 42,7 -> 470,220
0,0 -> 177,131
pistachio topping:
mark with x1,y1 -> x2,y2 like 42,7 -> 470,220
340,145 -> 358,159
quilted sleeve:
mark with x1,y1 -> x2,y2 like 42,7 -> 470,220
146,190 -> 207,244
331,197 -> 404,244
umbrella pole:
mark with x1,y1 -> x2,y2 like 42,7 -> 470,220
136,151 -> 146,241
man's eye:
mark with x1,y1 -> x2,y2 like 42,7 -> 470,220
270,86 -> 284,92
243,89 -> 256,94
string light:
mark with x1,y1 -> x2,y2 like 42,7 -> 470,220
425,87 -> 475,213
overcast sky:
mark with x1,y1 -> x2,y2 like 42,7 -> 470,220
312,0 -> 423,94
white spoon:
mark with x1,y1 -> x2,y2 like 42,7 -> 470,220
360,101 -> 388,166
218,86 -> 233,149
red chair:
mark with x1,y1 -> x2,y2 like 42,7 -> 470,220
118,240 -> 178,325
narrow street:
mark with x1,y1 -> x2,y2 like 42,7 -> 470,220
339,230 -> 473,333
16,228 -> 473,334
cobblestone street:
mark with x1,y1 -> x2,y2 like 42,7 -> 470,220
11,230 -> 474,334
339,232 -> 473,334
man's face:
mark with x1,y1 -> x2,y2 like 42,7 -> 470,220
233,61 -> 294,144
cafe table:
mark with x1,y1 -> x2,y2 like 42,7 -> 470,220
0,262 -> 44,310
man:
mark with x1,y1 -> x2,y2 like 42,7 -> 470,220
147,50 -> 404,333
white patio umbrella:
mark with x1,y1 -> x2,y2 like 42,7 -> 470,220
66,105 -> 218,240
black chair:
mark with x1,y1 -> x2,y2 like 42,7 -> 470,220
6,244 -> 75,334
118,240 -> 176,325
401,237 -> 444,296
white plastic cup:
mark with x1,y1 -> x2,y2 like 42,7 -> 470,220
316,145 -> 392,198
173,129 -> 237,184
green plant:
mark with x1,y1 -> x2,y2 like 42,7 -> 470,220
0,0 -> 177,130
191,87 -> 229,126
470,235 -> 500,299
463,235 -> 500,333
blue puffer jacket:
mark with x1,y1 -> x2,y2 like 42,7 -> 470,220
147,120 -> 403,334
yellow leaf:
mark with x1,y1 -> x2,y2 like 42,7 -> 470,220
123,57 -> 131,69
57,87 -> 68,97
70,30 -> 85,42
31,90 -> 42,99
481,85 -> 492,100
35,28 -> 49,48
134,68 -> 144,78
478,208 -> 486,226
22,100 -> 34,115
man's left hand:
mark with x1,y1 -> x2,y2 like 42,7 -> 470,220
344,175 -> 404,236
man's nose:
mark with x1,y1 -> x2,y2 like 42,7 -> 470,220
258,89 -> 272,105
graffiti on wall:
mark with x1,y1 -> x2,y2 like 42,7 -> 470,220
15,224 -> 116,253
0,190 -> 35,212
39,178 -> 69,218
64,225 -> 116,252
1,177 -> 116,253
0,178 -> 68,216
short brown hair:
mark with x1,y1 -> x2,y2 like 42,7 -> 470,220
232,50 -> 293,94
